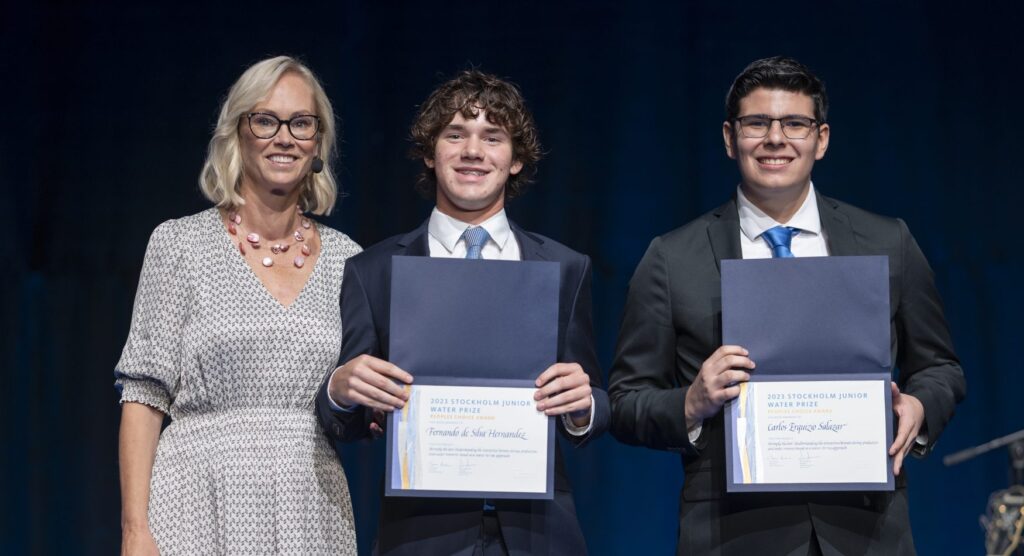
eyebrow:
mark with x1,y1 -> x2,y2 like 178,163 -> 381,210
738,113 -> 814,119
443,123 -> 510,136
251,109 -> 316,118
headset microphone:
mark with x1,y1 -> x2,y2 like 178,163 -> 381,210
310,137 -> 324,174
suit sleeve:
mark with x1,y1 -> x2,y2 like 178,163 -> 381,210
316,258 -> 377,443
894,219 -> 966,455
608,237 -> 699,456
560,255 -> 609,447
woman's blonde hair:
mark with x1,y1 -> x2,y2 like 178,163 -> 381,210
199,56 -> 338,215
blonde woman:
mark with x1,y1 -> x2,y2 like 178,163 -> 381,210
116,56 -> 359,555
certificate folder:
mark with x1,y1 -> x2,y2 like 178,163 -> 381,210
389,256 -> 559,380
722,256 -> 895,492
722,256 -> 891,375
385,256 -> 559,499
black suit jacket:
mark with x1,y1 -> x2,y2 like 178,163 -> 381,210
608,192 -> 966,556
316,218 -> 609,556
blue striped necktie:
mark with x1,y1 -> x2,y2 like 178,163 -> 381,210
761,226 -> 798,258
462,227 -> 491,260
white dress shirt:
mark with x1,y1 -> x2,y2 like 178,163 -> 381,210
332,207 -> 594,436
427,207 -> 520,261
736,183 -> 829,259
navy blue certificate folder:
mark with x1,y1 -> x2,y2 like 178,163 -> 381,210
385,256 -> 560,499
721,256 -> 891,375
721,256 -> 894,492
389,256 -> 559,379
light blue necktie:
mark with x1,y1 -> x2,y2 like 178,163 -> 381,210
761,226 -> 798,258
462,227 -> 491,260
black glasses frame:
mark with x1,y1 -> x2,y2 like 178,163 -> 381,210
245,112 -> 321,140
734,115 -> 820,139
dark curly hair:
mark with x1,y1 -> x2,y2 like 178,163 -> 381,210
409,70 -> 542,199
725,56 -> 829,123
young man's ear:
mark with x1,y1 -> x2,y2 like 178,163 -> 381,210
814,123 -> 830,161
722,121 -> 737,159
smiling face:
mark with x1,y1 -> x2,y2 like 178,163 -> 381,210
238,72 -> 318,199
723,87 -> 830,204
425,110 -> 523,224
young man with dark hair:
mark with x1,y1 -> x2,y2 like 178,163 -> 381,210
608,56 -> 965,555
317,70 -> 608,556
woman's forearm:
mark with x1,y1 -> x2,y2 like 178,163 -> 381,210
118,402 -> 164,531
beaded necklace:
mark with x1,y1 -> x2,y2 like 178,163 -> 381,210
227,206 -> 314,268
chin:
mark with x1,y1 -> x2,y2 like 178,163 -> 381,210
453,200 -> 494,211
750,176 -> 803,190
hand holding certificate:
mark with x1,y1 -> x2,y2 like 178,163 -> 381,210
722,256 -> 895,492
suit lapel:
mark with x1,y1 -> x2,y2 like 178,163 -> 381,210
396,220 -> 430,257
380,220 -> 429,358
709,191 -> 861,260
707,197 -> 742,271
511,220 -> 549,262
816,192 -> 860,256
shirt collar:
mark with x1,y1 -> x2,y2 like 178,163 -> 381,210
736,182 -> 823,242
428,207 -> 513,254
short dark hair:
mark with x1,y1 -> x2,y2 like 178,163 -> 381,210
409,70 -> 542,199
725,56 -> 828,123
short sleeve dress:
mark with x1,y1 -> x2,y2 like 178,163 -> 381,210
115,208 -> 360,555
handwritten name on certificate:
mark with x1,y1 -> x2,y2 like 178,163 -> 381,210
389,384 -> 551,497
733,379 -> 888,487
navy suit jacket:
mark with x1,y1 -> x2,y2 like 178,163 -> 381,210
316,218 -> 609,556
608,192 -> 966,556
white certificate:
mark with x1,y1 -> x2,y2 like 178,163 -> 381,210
726,375 -> 894,492
385,379 -> 554,499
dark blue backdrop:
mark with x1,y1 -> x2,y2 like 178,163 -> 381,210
5,1 -> 1023,554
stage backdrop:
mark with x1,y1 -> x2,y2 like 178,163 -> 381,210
4,1 -> 1023,554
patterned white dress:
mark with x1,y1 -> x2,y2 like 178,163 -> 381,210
116,208 -> 360,555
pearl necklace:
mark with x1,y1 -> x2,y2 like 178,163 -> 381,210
226,206 -> 314,268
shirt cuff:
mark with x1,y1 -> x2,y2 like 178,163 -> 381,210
562,395 -> 596,436
910,432 -> 929,456
687,422 -> 703,444
326,367 -> 359,413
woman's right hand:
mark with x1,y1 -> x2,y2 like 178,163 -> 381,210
121,526 -> 159,556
